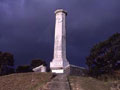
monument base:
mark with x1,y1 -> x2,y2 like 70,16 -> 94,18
50,64 -> 87,75
51,69 -> 64,73
50,59 -> 69,73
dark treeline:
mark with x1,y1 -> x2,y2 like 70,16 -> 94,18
16,59 -> 47,73
0,52 -> 14,75
86,33 -> 120,77
0,51 -> 47,75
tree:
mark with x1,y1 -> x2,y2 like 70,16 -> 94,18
16,65 -> 32,73
30,59 -> 47,69
0,52 -> 14,75
86,33 -> 120,77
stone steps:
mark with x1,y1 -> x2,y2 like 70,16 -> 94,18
42,74 -> 71,90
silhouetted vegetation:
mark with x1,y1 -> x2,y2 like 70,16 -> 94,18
16,65 -> 32,73
30,59 -> 47,69
0,52 -> 14,75
16,59 -> 47,73
86,33 -> 120,77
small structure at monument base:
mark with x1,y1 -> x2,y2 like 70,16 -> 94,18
32,65 -> 46,72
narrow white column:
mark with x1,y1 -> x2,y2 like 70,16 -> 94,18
50,9 -> 69,73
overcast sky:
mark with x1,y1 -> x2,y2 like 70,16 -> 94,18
0,0 -> 120,67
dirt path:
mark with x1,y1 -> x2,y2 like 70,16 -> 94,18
42,74 -> 71,90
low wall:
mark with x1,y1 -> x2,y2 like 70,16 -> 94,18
64,65 -> 87,76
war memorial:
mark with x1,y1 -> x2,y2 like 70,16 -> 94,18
50,9 -> 86,75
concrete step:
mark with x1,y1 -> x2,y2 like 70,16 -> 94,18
42,74 -> 71,90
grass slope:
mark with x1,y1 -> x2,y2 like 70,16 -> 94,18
0,73 -> 119,90
0,72 -> 52,90
69,76 -> 119,90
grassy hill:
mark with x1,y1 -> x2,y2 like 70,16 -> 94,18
69,76 -> 120,90
0,72 -> 52,90
0,72 -> 119,90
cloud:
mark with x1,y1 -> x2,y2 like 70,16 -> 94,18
0,0 -> 120,67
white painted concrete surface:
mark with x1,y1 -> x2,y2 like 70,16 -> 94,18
33,65 -> 46,72
50,9 -> 69,73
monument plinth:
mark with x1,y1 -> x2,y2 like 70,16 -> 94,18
50,9 -> 69,73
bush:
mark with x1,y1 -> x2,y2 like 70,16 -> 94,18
0,52 -> 14,75
86,33 -> 120,77
16,65 -> 32,73
30,59 -> 47,69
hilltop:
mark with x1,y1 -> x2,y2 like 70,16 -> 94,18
69,76 -> 118,90
0,72 -> 119,90
0,72 -> 52,90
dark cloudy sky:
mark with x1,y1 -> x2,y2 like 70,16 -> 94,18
0,0 -> 120,67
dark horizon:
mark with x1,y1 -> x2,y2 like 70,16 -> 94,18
0,0 -> 120,68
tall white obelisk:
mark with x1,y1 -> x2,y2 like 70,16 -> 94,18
50,9 -> 69,73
